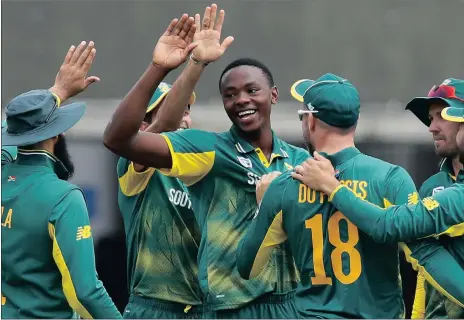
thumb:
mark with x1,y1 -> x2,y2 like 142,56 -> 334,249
313,151 -> 326,161
220,36 -> 234,51
183,42 -> 198,58
84,76 -> 100,88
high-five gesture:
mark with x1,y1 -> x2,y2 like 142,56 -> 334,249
153,14 -> 197,69
50,41 -> 100,102
192,3 -> 234,63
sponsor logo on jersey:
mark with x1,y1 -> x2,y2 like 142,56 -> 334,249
432,186 -> 445,196
76,225 -> 92,241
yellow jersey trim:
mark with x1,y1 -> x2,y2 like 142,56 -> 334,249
411,271 -> 426,319
400,242 -> 464,308
250,210 -> 287,278
48,223 -> 93,319
159,135 -> 215,186
119,162 -> 155,196
329,184 -> 345,202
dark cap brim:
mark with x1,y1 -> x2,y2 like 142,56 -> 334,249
2,102 -> 86,146
405,97 -> 451,126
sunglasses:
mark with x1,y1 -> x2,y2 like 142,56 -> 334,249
297,108 -> 318,121
428,84 -> 464,103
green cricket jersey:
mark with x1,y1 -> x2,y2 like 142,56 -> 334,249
411,158 -> 464,319
238,147 -> 418,318
330,169 -> 464,308
117,157 -> 202,306
160,126 -> 309,310
1,149 -> 121,319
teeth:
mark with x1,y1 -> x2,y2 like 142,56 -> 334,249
238,110 -> 256,117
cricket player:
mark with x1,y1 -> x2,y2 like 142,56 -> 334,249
103,5 -> 308,318
291,107 -> 464,308
1,121 -> 17,166
236,73 -> 464,319
1,41 -> 121,319
406,78 -> 464,319
118,81 -> 204,319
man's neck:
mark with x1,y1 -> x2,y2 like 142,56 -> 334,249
451,155 -> 463,177
315,135 -> 355,155
242,127 -> 274,159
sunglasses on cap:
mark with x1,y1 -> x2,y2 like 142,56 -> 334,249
297,107 -> 318,121
428,84 -> 464,103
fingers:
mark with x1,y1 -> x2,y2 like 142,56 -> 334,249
181,42 -> 198,60
220,36 -> 234,50
165,18 -> 179,36
291,172 -> 304,182
194,13 -> 201,34
294,165 -> 304,175
214,9 -> 225,33
209,3 -> 217,30
179,16 -> 195,39
69,41 -> 87,64
313,151 -> 329,162
173,14 -> 188,35
83,76 -> 100,89
202,6 -> 211,30
77,41 -> 95,67
82,48 -> 96,71
186,23 -> 196,43
63,45 -> 76,65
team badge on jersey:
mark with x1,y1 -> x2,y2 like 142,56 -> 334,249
237,156 -> 252,168
7,176 -> 16,182
432,186 -> 445,195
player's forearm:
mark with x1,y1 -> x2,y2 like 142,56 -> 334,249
330,186 -> 430,242
74,280 -> 122,319
103,63 -> 171,153
402,241 -> 464,307
149,58 -> 206,133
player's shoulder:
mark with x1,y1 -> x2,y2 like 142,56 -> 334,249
419,171 -> 454,197
356,153 -> 407,177
277,139 -> 310,164
270,171 -> 299,193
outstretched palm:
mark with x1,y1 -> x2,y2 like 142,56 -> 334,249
192,4 -> 234,63
153,14 -> 197,69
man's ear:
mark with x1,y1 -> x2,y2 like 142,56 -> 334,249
308,114 -> 316,132
271,86 -> 279,105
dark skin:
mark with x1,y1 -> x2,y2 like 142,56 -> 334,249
220,65 -> 279,160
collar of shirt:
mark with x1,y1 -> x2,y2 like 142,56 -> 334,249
320,147 -> 361,168
228,125 -> 289,159
16,149 -> 69,180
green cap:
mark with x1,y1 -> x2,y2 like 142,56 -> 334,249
406,78 -> 464,126
442,107 -> 464,123
2,90 -> 86,146
290,73 -> 360,128
146,82 -> 196,113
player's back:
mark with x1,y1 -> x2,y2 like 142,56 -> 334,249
1,155 -> 80,318
282,147 -> 414,318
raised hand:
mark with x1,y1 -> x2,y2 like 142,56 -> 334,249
50,41 -> 100,102
191,3 -> 234,64
152,14 -> 197,69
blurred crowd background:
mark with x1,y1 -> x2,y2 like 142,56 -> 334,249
2,0 -> 464,316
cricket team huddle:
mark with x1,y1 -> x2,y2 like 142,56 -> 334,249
2,3 -> 464,320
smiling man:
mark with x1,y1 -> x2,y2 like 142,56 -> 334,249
103,4 -> 309,318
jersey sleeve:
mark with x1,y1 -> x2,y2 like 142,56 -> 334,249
400,240 -> 464,308
117,157 -> 155,197
160,129 -> 217,186
48,190 -> 122,319
237,174 -> 290,280
383,166 -> 419,206
329,184 -> 464,242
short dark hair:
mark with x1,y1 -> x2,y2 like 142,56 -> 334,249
219,58 -> 275,91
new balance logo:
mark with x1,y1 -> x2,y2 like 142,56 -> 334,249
422,197 -> 439,211
76,225 -> 92,241
408,192 -> 419,205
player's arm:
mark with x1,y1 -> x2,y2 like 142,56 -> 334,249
103,17 -> 196,169
329,183 -> 464,242
237,175 -> 289,280
48,190 -> 122,319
